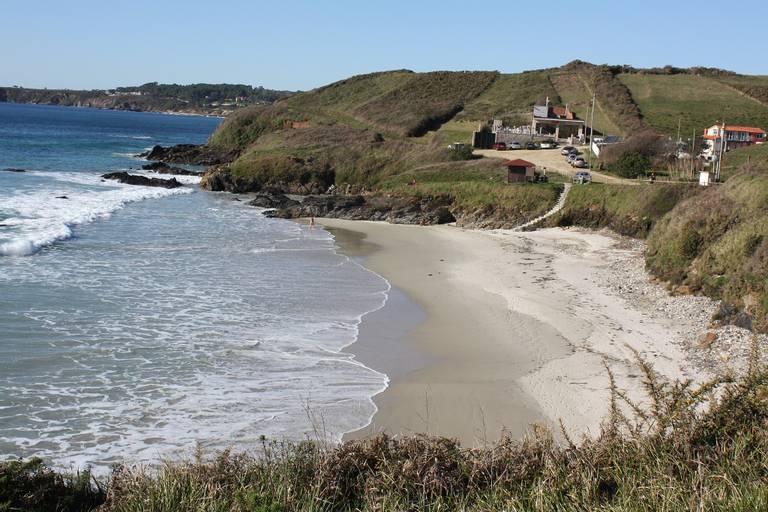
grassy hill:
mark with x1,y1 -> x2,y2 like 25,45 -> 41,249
199,62 -> 768,254
619,73 -> 768,138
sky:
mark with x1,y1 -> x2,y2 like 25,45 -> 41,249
2,0 -> 766,91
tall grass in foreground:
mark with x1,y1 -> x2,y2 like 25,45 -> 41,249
4,347 -> 768,511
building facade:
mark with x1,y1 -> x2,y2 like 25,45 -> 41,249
703,125 -> 766,151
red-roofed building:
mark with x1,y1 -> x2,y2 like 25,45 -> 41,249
505,159 -> 536,183
704,124 -> 766,150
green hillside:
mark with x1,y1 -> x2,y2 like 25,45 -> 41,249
202,63 -> 768,198
619,73 -> 768,138
646,166 -> 768,330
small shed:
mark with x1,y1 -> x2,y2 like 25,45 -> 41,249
505,159 -> 536,183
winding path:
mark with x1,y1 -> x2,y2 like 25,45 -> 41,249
513,183 -> 572,232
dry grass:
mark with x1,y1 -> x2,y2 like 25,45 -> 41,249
7,349 -> 768,511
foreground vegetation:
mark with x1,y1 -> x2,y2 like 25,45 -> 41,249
5,351 -> 768,511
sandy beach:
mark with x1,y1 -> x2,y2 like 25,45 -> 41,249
321,220 -> 737,446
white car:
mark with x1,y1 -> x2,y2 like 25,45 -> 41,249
507,142 -> 523,150
573,171 -> 592,183
539,141 -> 557,149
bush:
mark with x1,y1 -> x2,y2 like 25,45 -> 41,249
611,152 -> 651,178
0,458 -> 104,512
447,145 -> 474,161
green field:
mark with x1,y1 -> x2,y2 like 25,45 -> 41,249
619,74 -> 768,138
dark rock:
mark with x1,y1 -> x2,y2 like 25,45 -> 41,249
248,191 -> 300,209
141,161 -> 203,176
2,168 -> 25,172
269,193 -> 456,226
55,195 -> 69,199
101,172 -> 182,189
714,302 -> 753,330
137,144 -> 237,166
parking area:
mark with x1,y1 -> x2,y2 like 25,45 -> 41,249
474,147 -> 634,185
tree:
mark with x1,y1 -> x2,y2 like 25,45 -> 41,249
611,152 -> 651,178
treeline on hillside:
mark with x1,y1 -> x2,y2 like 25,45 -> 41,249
561,60 -> 738,78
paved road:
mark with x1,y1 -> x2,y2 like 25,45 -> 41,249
474,147 -> 635,185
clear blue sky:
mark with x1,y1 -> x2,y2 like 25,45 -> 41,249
2,0 -> 766,91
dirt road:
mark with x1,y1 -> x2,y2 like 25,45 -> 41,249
474,147 -> 634,184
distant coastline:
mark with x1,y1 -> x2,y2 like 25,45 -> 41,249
0,82 -> 293,117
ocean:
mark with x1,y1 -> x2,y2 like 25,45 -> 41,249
0,103 -> 389,470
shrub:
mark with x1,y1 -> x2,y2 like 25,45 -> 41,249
678,221 -> 704,260
0,458 -> 104,512
611,152 -> 651,178
447,145 -> 474,161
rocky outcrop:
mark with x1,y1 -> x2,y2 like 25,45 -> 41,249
201,166 -> 331,195
101,172 -> 182,189
264,194 -> 456,225
247,191 -> 301,209
2,168 -> 25,172
137,144 -> 237,166
141,162 -> 203,176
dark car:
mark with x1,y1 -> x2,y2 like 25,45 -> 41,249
525,142 -> 538,150
561,146 -> 575,155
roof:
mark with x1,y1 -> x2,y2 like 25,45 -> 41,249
707,125 -> 766,134
550,106 -> 576,120
504,159 -> 536,168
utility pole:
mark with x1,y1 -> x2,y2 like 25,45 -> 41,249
716,121 -> 727,182
691,129 -> 696,179
588,94 -> 596,168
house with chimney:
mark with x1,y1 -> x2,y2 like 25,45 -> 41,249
531,102 -> 585,141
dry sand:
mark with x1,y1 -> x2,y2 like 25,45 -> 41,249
321,220 -> 719,446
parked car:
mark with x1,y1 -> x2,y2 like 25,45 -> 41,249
492,142 -> 507,151
508,142 -> 523,150
571,158 -> 588,168
525,142 -> 538,150
573,171 -> 592,184
565,150 -> 580,161
561,146 -> 575,155
447,142 -> 467,150
539,140 -> 558,149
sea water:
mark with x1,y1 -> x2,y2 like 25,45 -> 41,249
0,103 -> 389,470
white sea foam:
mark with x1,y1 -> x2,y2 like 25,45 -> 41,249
0,172 -> 194,256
